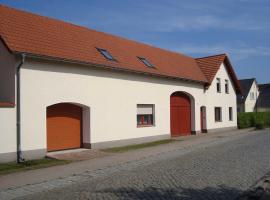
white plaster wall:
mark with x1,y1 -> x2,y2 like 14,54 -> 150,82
0,40 -> 17,156
205,63 -> 238,130
20,59 -> 207,151
244,81 -> 259,112
0,108 -> 16,154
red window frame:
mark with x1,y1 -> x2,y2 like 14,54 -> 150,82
137,114 -> 154,127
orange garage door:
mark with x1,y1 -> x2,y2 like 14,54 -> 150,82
47,103 -> 82,152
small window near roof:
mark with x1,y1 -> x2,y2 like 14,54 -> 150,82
138,57 -> 154,68
97,48 -> 115,61
216,78 -> 221,93
225,79 -> 229,93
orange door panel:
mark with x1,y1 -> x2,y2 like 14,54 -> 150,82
47,103 -> 82,152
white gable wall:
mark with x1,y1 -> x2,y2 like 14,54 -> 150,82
244,81 -> 259,112
204,63 -> 237,130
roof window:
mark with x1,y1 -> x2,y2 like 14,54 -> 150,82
138,57 -> 154,68
97,48 -> 115,61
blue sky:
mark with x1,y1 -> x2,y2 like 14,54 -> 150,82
1,0 -> 270,83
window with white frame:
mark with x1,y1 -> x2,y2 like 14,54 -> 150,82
216,78 -> 221,93
215,107 -> 222,122
137,104 -> 154,126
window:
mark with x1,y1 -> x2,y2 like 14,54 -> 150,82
215,107 -> 222,122
137,104 -> 154,126
216,78 -> 221,93
97,48 -> 115,61
250,92 -> 255,100
138,57 -> 154,68
225,79 -> 229,93
229,107 -> 233,121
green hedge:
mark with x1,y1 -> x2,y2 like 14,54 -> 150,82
237,112 -> 270,129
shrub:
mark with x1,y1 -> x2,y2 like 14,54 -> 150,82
237,112 -> 270,129
255,120 -> 264,129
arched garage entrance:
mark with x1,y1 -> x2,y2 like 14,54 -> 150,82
47,103 -> 82,152
170,92 -> 192,137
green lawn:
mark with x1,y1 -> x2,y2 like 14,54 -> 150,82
102,139 -> 174,153
0,158 -> 71,175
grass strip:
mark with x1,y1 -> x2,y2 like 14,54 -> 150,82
0,158 -> 71,175
102,139 -> 174,153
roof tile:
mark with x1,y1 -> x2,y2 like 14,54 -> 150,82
0,5 -> 208,83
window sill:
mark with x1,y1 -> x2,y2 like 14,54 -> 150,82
215,121 -> 222,123
137,125 -> 154,128
0,102 -> 15,108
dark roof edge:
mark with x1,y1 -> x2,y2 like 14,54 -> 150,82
195,53 -> 227,60
223,56 -> 243,95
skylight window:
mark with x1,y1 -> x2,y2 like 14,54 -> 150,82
138,57 -> 154,68
97,48 -> 115,61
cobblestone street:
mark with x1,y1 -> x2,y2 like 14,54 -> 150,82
2,130 -> 270,200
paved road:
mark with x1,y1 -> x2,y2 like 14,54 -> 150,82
6,130 -> 270,199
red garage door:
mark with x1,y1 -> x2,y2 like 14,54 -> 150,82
170,92 -> 191,136
47,103 -> 82,152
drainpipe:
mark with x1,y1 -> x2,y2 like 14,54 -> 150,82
16,53 -> 26,163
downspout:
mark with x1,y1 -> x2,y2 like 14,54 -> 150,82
16,53 -> 26,163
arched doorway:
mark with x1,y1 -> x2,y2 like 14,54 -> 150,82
170,92 -> 192,136
47,103 -> 82,151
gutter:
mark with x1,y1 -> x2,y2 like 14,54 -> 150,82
16,53 -> 26,163
14,51 -> 208,86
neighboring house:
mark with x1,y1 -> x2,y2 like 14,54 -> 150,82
257,84 -> 270,112
0,5 -> 242,163
237,78 -> 260,112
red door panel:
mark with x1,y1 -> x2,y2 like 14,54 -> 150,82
47,103 -> 82,152
170,93 -> 191,136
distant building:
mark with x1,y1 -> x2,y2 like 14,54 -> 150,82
257,84 -> 270,112
237,78 -> 259,112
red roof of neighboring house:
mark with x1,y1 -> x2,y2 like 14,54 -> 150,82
196,54 -> 242,94
0,5 -> 208,84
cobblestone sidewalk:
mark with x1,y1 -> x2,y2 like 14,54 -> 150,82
1,128 -> 269,200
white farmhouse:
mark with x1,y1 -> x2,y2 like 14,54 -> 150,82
0,5 -> 242,163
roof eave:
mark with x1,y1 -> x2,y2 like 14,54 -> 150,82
13,51 -> 208,85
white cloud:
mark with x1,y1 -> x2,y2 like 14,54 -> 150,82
174,44 -> 270,60
153,14 -> 268,32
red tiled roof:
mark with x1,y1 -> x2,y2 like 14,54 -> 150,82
0,5 -> 208,84
196,54 -> 242,94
